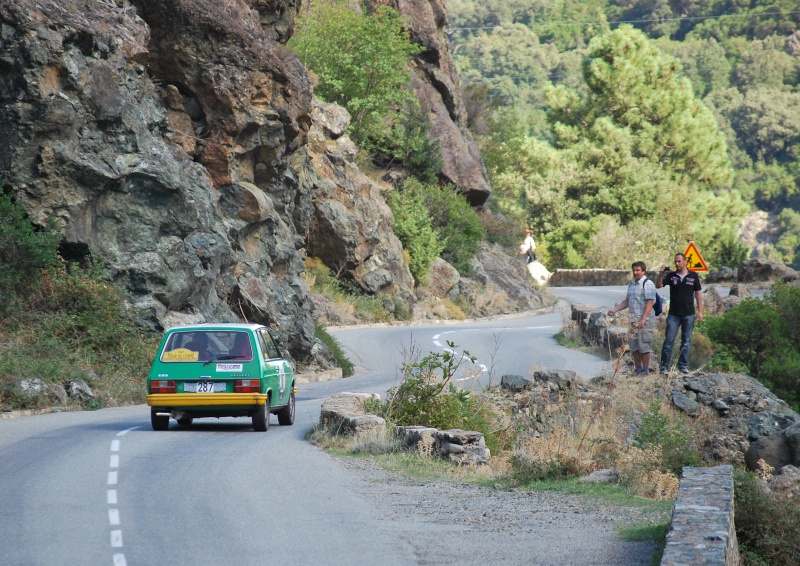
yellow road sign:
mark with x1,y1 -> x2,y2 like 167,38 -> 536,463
683,241 -> 708,272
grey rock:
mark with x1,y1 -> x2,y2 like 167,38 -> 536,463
684,378 -> 709,395
768,465 -> 800,498
66,379 -> 95,402
737,258 -> 799,284
500,374 -> 532,392
711,399 -> 731,413
672,390 -> 701,415
745,412 -> 798,441
534,370 -> 577,391
580,469 -> 620,484
745,422 -> 800,471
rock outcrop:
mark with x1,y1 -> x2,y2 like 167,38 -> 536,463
0,0 -> 325,364
373,0 -> 491,205
305,98 -> 415,300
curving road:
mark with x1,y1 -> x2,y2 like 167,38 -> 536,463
0,287 -> 653,566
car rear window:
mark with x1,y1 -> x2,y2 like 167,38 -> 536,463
161,331 -> 254,362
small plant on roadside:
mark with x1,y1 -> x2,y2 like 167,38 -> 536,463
381,342 -> 476,430
304,257 -> 392,323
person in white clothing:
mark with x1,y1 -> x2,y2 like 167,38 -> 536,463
520,228 -> 536,263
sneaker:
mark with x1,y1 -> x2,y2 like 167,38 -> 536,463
679,368 -> 690,374
659,367 -> 669,374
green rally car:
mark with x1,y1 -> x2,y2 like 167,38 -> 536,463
146,323 -> 296,431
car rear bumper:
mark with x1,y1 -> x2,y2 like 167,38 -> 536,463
146,393 -> 267,408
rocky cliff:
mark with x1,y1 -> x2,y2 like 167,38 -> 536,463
0,0 -> 495,366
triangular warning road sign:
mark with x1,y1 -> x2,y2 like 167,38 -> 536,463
683,241 -> 708,272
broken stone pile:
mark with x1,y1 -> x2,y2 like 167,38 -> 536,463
319,393 -> 490,466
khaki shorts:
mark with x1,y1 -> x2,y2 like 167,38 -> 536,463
628,318 -> 655,353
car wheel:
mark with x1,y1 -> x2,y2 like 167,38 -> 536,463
253,396 -> 270,432
277,388 -> 295,426
151,410 -> 169,431
177,415 -> 193,426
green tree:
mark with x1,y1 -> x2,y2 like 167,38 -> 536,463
289,0 -> 421,146
555,25 -> 733,188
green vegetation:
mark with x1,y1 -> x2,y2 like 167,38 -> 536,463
0,194 -> 61,317
374,342 -> 512,454
314,323 -> 354,377
385,185 -> 445,284
701,282 -> 800,408
448,0 -> 800,269
289,0 -> 437,176
734,470 -> 800,565
395,179 -> 486,276
633,402 -> 702,476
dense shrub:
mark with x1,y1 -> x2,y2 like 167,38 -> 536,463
385,188 -> 444,284
1,263 -> 159,408
632,402 -> 703,476
401,179 -> 486,275
702,282 -> 800,407
377,343 -> 510,454
734,470 -> 800,565
289,0 -> 421,149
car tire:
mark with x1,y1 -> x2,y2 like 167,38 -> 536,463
277,388 -> 295,426
177,415 -> 193,426
253,397 -> 270,432
151,410 -> 169,431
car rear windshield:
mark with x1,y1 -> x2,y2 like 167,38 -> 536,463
161,331 -> 254,363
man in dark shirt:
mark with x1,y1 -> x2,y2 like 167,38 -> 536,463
656,253 -> 704,374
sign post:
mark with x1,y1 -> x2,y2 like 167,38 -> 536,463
683,241 -> 709,272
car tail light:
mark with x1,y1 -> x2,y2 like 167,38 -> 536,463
150,380 -> 177,393
234,379 -> 261,393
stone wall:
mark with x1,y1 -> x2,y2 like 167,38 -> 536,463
661,466 -> 740,566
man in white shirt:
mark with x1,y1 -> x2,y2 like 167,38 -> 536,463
520,228 -> 536,263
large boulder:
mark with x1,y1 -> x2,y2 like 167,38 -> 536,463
745,422 -> 800,471
737,258 -> 799,284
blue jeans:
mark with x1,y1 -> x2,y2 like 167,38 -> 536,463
660,314 -> 696,371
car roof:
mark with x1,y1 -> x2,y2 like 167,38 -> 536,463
164,323 -> 265,332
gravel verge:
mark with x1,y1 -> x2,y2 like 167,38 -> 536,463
336,456 -> 670,566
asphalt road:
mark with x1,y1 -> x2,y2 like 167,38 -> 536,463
0,287 -> 651,566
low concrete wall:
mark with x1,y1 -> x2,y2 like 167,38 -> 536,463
549,269 -> 631,287
295,367 -> 343,384
661,465 -> 740,566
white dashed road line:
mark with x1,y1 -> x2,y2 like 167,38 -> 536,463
108,426 -> 140,566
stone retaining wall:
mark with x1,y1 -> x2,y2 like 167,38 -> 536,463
549,268 -> 671,287
661,466 -> 740,566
